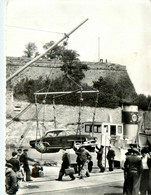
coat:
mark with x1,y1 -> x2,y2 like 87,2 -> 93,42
78,149 -> 92,163
96,148 -> 103,160
19,153 -> 35,170
124,154 -> 143,174
6,168 -> 18,194
107,149 -> 115,160
61,152 -> 71,169
8,158 -> 20,172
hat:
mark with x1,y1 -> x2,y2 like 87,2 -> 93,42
131,148 -> 140,154
141,147 -> 149,154
101,145 -> 104,148
79,147 -> 85,152
5,163 -> 13,168
129,144 -> 137,148
32,162 -> 40,166
23,149 -> 28,152
12,152 -> 17,157
125,149 -> 133,155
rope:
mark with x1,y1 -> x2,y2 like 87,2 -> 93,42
53,96 -> 57,128
66,73 -> 83,89
34,95 -> 41,140
17,104 -> 43,148
77,89 -> 83,135
92,92 -> 99,137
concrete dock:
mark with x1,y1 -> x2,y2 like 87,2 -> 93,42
17,166 -> 124,195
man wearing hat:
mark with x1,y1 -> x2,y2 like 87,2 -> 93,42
123,149 -> 134,194
57,148 -> 75,181
5,162 -> 19,195
17,148 -> 22,161
124,147 -> 143,195
77,147 -> 92,179
8,152 -> 20,173
106,145 -> 115,171
96,145 -> 105,172
19,149 -> 37,181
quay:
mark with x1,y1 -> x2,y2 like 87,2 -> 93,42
17,166 -> 124,195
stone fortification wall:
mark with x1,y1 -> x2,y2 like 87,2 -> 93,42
6,57 -> 128,88
6,57 -> 63,88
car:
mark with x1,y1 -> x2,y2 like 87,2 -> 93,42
29,129 -> 97,153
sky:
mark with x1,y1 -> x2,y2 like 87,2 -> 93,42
5,0 -> 151,96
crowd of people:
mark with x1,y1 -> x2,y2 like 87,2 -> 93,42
123,144 -> 151,195
5,144 -> 151,195
5,144 -> 115,194
56,144 -> 116,181
5,148 -> 39,195
56,144 -> 151,195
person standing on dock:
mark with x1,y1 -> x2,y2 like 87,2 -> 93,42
106,145 -> 115,171
5,163 -> 19,195
7,152 -> 20,173
140,147 -> 150,195
57,148 -> 75,181
96,145 -> 105,172
77,147 -> 92,179
124,148 -> 143,195
19,149 -> 37,181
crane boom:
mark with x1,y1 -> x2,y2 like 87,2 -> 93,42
6,18 -> 88,83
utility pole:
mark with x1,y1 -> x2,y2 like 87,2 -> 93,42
6,18 -> 88,83
98,37 -> 100,62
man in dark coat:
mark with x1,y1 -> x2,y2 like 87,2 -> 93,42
74,146 -> 82,176
57,149 -> 75,181
147,151 -> 151,194
17,148 -> 22,161
77,147 -> 92,179
96,145 -> 104,172
19,149 -> 37,181
8,152 -> 20,173
123,149 -> 134,194
5,163 -> 19,195
124,148 -> 143,195
107,145 -> 115,171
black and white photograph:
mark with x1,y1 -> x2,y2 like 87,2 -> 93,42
1,0 -> 151,194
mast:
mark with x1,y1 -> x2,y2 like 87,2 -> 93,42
98,37 -> 100,62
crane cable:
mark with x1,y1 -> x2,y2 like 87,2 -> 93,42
92,91 -> 99,137
34,95 -> 46,153
33,61 -> 58,153
16,104 -> 43,148
77,88 -> 83,135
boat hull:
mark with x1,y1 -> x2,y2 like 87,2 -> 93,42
139,133 -> 151,146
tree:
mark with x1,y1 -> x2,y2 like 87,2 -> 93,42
43,41 -> 88,83
60,49 -> 88,83
24,42 -> 38,58
43,41 -> 64,59
136,94 -> 149,110
93,76 -> 120,108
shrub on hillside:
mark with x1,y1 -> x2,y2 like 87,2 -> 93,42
13,75 -> 149,110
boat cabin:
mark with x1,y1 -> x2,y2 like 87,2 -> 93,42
83,121 -> 123,146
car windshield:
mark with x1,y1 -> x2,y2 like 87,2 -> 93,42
45,130 -> 76,137
59,130 -> 76,136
